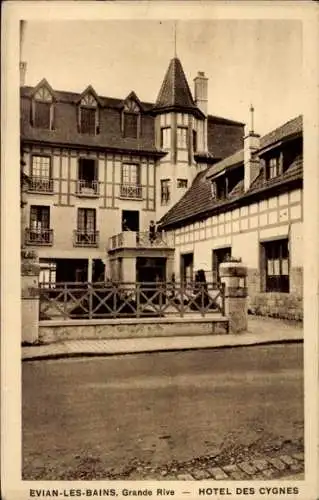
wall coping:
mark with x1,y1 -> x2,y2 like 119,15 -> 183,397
40,315 -> 228,328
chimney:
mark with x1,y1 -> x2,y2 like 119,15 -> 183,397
244,105 -> 260,191
194,71 -> 208,116
20,61 -> 27,87
20,21 -> 27,86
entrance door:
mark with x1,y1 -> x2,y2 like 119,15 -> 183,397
181,253 -> 194,284
122,210 -> 139,232
212,247 -> 231,283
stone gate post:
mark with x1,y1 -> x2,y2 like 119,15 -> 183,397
219,259 -> 248,334
21,250 -> 40,343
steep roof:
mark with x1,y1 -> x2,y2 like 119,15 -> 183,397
206,149 -> 244,179
258,115 -> 302,152
153,57 -> 202,116
159,116 -> 303,229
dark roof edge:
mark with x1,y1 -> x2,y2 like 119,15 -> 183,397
150,104 -> 205,120
21,138 -> 166,158
207,115 -> 245,126
256,130 -> 303,156
159,175 -> 302,230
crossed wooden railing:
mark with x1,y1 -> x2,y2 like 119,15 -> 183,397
39,281 -> 225,321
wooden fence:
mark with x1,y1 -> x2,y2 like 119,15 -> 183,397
39,281 -> 225,321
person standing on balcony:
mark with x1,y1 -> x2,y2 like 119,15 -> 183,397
149,220 -> 157,244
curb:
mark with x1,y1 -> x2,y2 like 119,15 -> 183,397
22,337 -> 303,362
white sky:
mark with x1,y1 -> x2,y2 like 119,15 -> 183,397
22,19 -> 303,136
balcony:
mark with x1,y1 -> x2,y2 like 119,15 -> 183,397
120,183 -> 142,199
109,231 -> 174,251
73,230 -> 99,247
28,177 -> 54,193
76,179 -> 99,197
25,228 -> 53,246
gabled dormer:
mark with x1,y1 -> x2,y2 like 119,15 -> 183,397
30,79 -> 56,130
121,91 -> 143,139
208,150 -> 244,202
77,86 -> 101,135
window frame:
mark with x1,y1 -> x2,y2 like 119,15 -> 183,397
177,178 -> 188,189
160,127 -> 171,150
176,126 -> 188,150
160,178 -> 171,205
77,208 -> 97,232
261,238 -> 290,293
32,86 -> 54,130
78,93 -> 99,135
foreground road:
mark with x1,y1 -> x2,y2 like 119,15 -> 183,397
22,344 -> 304,480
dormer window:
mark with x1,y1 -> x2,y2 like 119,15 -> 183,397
32,86 -> 54,130
211,181 -> 217,199
79,93 -> 99,135
267,156 -> 282,179
122,99 -> 140,139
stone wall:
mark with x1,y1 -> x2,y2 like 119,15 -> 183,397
247,267 -> 303,321
39,318 -> 228,344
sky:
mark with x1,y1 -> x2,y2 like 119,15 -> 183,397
21,19 -> 303,136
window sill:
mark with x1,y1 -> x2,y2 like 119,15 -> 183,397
119,195 -> 143,201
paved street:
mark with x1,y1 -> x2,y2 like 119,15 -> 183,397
22,343 -> 304,480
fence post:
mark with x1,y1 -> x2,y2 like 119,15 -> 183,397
219,260 -> 248,333
136,282 -> 140,318
88,282 -> 93,319
21,250 -> 40,344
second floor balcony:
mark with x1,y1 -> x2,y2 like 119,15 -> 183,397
73,229 -> 99,247
109,230 -> 174,251
25,228 -> 53,246
28,177 -> 54,193
76,179 -> 100,197
120,183 -> 142,199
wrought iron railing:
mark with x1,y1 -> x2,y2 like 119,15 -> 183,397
25,228 -> 53,246
28,177 -> 54,193
108,231 -> 172,250
120,184 -> 142,199
39,281 -> 225,321
76,179 -> 99,196
73,230 -> 99,247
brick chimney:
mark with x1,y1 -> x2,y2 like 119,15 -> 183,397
194,71 -> 208,116
244,105 -> 260,191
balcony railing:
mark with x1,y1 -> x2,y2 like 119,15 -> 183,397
76,179 -> 99,197
108,231 -> 173,251
25,228 -> 53,246
120,184 -> 142,199
28,177 -> 54,193
73,230 -> 99,247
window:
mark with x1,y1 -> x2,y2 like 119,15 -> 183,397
121,163 -> 141,198
30,156 -> 53,192
177,127 -> 188,149
123,99 -> 140,138
39,261 -> 56,288
27,206 -> 52,245
30,205 -> 50,230
192,130 -> 197,152
79,94 -> 98,135
75,208 -> 98,246
77,208 -> 96,232
268,157 -> 280,179
262,239 -> 289,292
161,128 -> 171,149
177,179 -> 188,189
161,179 -> 171,205
77,158 -> 98,195
124,113 -> 138,138
33,86 -> 53,130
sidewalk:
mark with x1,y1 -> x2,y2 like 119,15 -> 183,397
22,315 -> 303,361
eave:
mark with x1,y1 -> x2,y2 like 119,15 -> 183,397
21,138 -> 166,159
